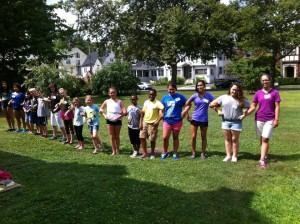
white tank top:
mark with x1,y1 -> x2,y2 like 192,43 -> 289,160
106,99 -> 122,120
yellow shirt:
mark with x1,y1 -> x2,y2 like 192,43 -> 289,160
142,99 -> 164,123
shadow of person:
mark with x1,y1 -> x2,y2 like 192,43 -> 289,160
0,151 -> 268,223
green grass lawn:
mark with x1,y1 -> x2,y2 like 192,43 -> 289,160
1,90 -> 299,223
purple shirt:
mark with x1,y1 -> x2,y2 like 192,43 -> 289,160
190,92 -> 215,122
253,89 -> 281,121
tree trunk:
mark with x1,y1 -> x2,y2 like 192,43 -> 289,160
270,53 -> 277,87
171,63 -> 177,84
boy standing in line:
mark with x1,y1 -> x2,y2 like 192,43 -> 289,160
139,89 -> 164,159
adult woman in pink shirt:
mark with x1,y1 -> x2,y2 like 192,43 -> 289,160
246,74 -> 281,168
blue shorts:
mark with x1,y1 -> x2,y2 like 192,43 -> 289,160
88,125 -> 99,133
222,120 -> 242,131
25,112 -> 32,123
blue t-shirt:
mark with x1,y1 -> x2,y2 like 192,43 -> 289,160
161,93 -> 187,124
74,106 -> 85,126
190,92 -> 215,122
84,104 -> 100,126
10,92 -> 25,110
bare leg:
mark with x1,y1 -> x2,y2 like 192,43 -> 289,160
200,126 -> 208,155
150,140 -> 156,156
172,130 -> 180,154
107,125 -> 117,154
224,130 -> 232,158
260,137 -> 269,161
140,138 -> 147,156
231,130 -> 240,158
163,128 -> 172,154
113,125 -> 122,154
191,125 -> 198,156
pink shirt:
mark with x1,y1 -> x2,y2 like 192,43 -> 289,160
253,89 -> 281,121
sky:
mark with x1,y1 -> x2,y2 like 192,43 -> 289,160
47,0 -> 230,26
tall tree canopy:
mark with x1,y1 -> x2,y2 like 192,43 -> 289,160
234,0 -> 300,82
65,0 -> 236,83
0,0 -> 72,74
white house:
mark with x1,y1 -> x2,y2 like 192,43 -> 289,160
281,47 -> 300,78
59,47 -> 87,77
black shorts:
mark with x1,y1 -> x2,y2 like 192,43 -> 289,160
190,120 -> 208,127
37,116 -> 47,125
31,114 -> 37,124
1,99 -> 10,109
106,119 -> 122,126
128,127 -> 140,145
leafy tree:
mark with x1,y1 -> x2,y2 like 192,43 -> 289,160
23,64 -> 85,97
225,55 -> 279,92
0,0 -> 72,74
91,60 -> 140,95
64,0 -> 236,83
234,0 -> 300,84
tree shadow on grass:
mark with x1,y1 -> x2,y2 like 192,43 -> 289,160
0,151 -> 269,224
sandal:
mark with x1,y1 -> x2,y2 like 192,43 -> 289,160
93,149 -> 100,154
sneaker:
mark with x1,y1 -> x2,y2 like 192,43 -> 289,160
139,154 -> 147,159
50,136 -> 58,140
93,149 -> 100,154
21,129 -> 27,134
59,137 -> 66,142
191,154 -> 196,159
161,153 -> 170,160
15,129 -> 21,133
200,154 -> 207,159
130,151 -> 138,158
264,155 -> 269,160
260,160 -> 267,168
98,142 -> 105,151
150,155 -> 155,159
231,157 -> 238,163
223,156 -> 231,162
172,154 -> 179,160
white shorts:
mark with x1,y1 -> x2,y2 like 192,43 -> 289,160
50,111 -> 64,128
256,120 -> 274,139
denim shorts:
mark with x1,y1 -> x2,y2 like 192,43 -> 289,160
88,125 -> 99,133
222,120 -> 242,131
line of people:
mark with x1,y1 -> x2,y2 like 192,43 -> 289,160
0,74 -> 280,167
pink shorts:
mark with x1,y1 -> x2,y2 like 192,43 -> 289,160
163,121 -> 183,131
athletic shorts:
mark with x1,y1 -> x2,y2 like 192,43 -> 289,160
106,119 -> 122,126
50,111 -> 64,128
128,127 -> 140,145
256,120 -> 274,139
25,113 -> 32,123
222,120 -> 242,131
163,121 -> 183,131
37,116 -> 47,125
190,120 -> 208,127
1,99 -> 9,109
139,122 -> 158,141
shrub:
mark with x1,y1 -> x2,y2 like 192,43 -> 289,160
91,60 -> 140,95
156,77 -> 169,85
176,76 -> 185,85
279,78 -> 300,85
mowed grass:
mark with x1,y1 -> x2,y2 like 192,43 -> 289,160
0,90 -> 299,224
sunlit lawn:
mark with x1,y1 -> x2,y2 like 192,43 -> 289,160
0,89 -> 299,223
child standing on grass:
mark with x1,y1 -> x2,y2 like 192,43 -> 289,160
100,87 -> 126,155
72,97 -> 85,150
29,88 -> 40,135
23,91 -> 33,133
82,95 -> 104,154
126,94 -> 142,158
37,90 -> 49,138
9,83 -> 26,133
139,89 -> 164,159
57,88 -> 74,145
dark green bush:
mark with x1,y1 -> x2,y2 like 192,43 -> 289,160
279,78 -> 300,85
176,76 -> 185,85
156,77 -> 169,85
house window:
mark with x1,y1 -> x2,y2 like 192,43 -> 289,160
158,70 -> 164,76
195,69 -> 207,75
218,66 -> 223,75
75,52 -> 80,58
110,58 -> 114,62
66,58 -> 71,64
76,60 -> 80,66
143,70 -> 149,77
177,70 -> 181,76
137,70 -> 143,77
